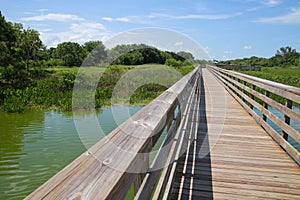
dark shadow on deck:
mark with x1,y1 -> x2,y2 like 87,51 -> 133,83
169,71 -> 213,199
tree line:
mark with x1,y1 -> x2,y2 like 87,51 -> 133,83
215,46 -> 300,68
0,12 -> 196,87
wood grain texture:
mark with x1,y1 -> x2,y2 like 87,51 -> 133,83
169,68 -> 300,200
25,68 -> 200,200
25,66 -> 299,200
208,65 -> 300,164
208,65 -> 300,104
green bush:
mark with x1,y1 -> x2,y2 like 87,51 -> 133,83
44,58 -> 64,67
165,58 -> 181,68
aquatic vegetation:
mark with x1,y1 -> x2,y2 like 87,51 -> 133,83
0,65 -> 194,112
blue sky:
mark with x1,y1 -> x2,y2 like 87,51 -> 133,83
1,0 -> 300,60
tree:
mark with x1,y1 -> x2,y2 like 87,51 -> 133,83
164,51 -> 185,61
177,51 -> 194,60
0,12 -> 19,66
53,42 -> 87,67
0,41 -> 9,66
0,12 -> 31,86
19,28 -> 44,70
276,46 -> 296,57
83,41 -> 101,52
114,50 -> 144,65
108,44 -> 150,63
273,46 -> 300,66
83,41 -> 107,66
139,48 -> 165,64
165,58 -> 181,67
111,45 -> 166,65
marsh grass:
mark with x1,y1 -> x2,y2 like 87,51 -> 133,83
0,64 -> 194,112
239,66 -> 300,107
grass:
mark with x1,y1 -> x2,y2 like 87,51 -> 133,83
239,66 -> 300,88
238,66 -> 300,107
0,64 -> 194,113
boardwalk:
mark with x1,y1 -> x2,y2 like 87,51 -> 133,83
169,68 -> 300,199
26,66 -> 300,200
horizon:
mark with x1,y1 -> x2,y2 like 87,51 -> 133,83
1,0 -> 300,60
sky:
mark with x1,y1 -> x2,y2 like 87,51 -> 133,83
1,0 -> 300,60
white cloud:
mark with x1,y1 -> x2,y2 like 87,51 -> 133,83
244,45 -> 252,49
102,17 -> 129,22
152,12 -> 242,20
102,16 -> 152,25
224,50 -> 233,54
102,17 -> 113,21
21,13 -> 84,22
70,22 -> 105,32
40,22 -> 109,47
256,7 -> 300,24
174,41 -> 183,46
262,0 -> 281,7
39,28 -> 52,32
101,12 -> 242,25
246,0 -> 281,12
31,23 -> 50,27
20,12 -> 109,47
203,46 -> 210,54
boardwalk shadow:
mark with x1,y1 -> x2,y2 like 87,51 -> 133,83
169,71 -> 213,199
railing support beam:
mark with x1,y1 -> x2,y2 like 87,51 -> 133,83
282,99 -> 292,140
263,90 -> 270,121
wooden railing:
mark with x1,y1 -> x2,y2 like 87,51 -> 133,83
216,64 -> 261,71
207,65 -> 300,164
25,67 -> 201,199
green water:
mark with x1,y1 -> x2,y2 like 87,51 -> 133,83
0,106 -> 142,200
1,105 -> 299,199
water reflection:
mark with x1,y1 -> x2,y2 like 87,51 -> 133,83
2,105 -> 297,199
0,111 -> 44,157
0,106 -> 142,200
0,111 -> 45,199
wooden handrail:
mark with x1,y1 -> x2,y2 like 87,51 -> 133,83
209,66 -> 300,103
135,69 -> 201,199
207,65 -> 300,164
25,66 -> 201,200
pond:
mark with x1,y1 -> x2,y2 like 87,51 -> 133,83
0,105 -> 299,199
0,106 -> 142,200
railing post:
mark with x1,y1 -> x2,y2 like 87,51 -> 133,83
282,99 -> 292,140
167,111 -> 175,132
242,80 -> 247,102
237,78 -> 241,98
134,153 -> 149,195
250,85 -> 256,109
262,90 -> 270,121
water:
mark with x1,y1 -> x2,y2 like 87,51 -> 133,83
0,105 -> 299,199
253,106 -> 300,151
0,106 -> 142,200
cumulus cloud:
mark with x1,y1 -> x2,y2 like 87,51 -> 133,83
21,13 -> 84,22
256,7 -> 300,24
19,12 -> 110,47
40,22 -> 109,47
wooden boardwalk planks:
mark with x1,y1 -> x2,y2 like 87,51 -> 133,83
169,68 -> 300,200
